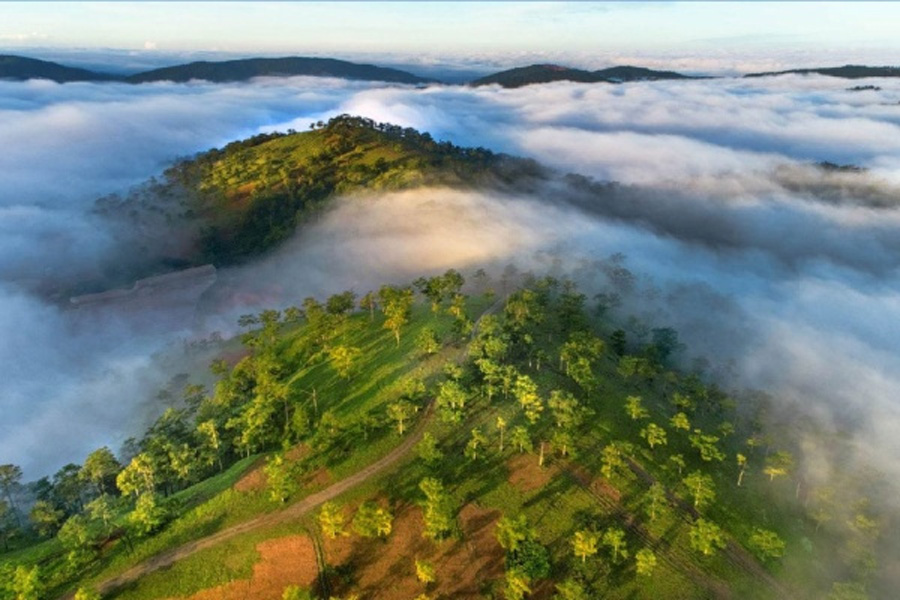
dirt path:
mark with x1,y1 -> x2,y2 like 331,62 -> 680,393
70,401 -> 435,600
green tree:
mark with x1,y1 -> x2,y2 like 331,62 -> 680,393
436,380 -> 467,424
514,375 -> 544,424
748,528 -> 786,561
415,558 -> 436,584
682,471 -> 716,511
116,453 -> 156,498
29,500 -> 63,537
197,420 -> 224,472
416,433 -> 443,465
764,451 -> 793,482
419,478 -> 455,540
625,396 -> 649,420
353,501 -> 393,538
264,453 -> 297,503
496,416 -> 508,452
328,345 -> 362,380
86,494 -> 116,537
554,579 -> 588,600
12,565 -> 41,600
640,423 -> 667,450
602,527 -> 628,562
670,412 -> 691,432
74,587 -> 102,600
643,482 -> 668,522
416,328 -> 441,356
635,548 -> 658,576
58,514 -> 94,567
504,567 -> 532,600
496,514 -> 533,553
600,443 -> 627,481
736,453 -> 748,487
318,501 -> 347,539
689,430 -> 725,462
572,529 -> 599,563
359,291 -> 377,321
379,285 -> 414,346
464,427 -> 488,461
128,493 -> 166,537
282,585 -> 313,600
669,454 -> 686,476
510,426 -> 532,454
689,519 -> 726,556
548,390 -> 581,430
388,400 -> 415,435
0,464 -> 23,526
82,447 -> 120,495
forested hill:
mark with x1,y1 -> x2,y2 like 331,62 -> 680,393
745,65 -> 900,79
0,55 -> 114,83
95,115 -> 546,270
471,64 -> 694,88
125,57 -> 434,84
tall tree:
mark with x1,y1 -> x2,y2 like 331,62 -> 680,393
572,529 -> 599,563
0,464 -> 23,526
682,471 -> 716,511
81,447 -> 121,496
689,519 -> 726,556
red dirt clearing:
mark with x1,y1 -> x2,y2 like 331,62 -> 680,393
168,535 -> 318,600
507,452 -> 558,492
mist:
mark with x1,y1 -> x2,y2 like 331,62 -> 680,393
2,72 -> 900,494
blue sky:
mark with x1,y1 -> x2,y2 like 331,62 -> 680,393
2,2 -> 899,72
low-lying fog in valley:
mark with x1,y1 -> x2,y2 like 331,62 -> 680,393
3,73 -> 900,506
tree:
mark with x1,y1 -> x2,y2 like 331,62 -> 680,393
436,380 -> 467,423
736,453 -> 748,487
264,453 -> 297,503
353,501 -> 393,538
602,528 -> 628,562
496,416 -> 508,452
669,454 -> 686,476
748,528 -> 786,561
379,285 -> 414,346
416,433 -> 443,465
572,529 -> 599,563
416,328 -> 441,356
640,423 -> 667,450
689,519 -> 726,556
510,426 -> 532,454
643,482 -> 668,522
318,501 -> 347,538
388,400 -> 415,435
828,581 -> 870,600
635,548 -> 658,576
11,565 -> 41,600
625,396 -> 649,420
0,464 -> 22,525
764,451 -> 793,482
496,514 -> 533,553
128,493 -> 166,537
328,345 -> 362,380
197,420 -> 224,472
551,430 -> 575,458
74,587 -> 102,600
504,568 -> 532,600
548,390 -> 581,430
464,428 -> 488,461
58,514 -> 94,567
669,412 -> 691,432
29,500 -> 64,537
282,585 -> 313,600
514,375 -> 544,425
359,291 -> 377,321
682,471 -> 716,511
600,443 -> 627,481
419,478 -> 455,540
689,430 -> 725,462
554,579 -> 588,600
116,453 -> 156,498
86,494 -> 116,537
415,558 -> 436,584
82,447 -> 120,495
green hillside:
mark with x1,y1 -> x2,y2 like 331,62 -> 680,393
1,271 -> 889,600
745,65 -> 900,79
0,55 -> 115,83
471,64 -> 694,88
93,115 -> 544,275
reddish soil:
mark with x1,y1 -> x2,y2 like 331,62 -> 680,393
233,445 -> 318,494
170,535 -> 318,600
507,452 -> 558,492
321,503 -> 505,599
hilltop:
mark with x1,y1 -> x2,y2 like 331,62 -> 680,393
0,55 -> 114,83
125,57 -> 434,84
745,65 -> 900,79
471,64 -> 694,88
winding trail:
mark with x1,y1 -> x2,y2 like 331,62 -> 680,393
70,400 -> 435,599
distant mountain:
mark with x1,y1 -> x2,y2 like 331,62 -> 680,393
471,63 -> 694,88
745,65 -> 900,79
126,57 -> 435,84
0,54 -> 115,82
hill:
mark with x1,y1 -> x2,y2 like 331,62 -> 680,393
0,54 -> 115,82
0,269 -> 888,599
126,57 -> 434,84
745,65 -> 900,79
91,115 -> 545,278
471,63 -> 694,88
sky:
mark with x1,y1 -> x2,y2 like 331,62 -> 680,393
2,2 -> 900,74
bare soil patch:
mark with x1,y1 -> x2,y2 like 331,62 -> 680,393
169,535 -> 317,600
507,452 -> 558,493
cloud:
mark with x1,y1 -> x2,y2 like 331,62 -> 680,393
3,72 -> 900,498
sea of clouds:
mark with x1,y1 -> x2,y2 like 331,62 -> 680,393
2,73 -> 900,484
